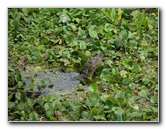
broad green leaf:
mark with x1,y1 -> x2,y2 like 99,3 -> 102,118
27,98 -> 34,107
70,23 -> 77,31
10,20 -> 19,30
94,109 -> 105,120
86,93 -> 100,107
142,78 -> 149,85
129,83 -> 136,90
64,35 -> 73,43
49,116 -> 56,121
118,97 -> 124,103
15,92 -> 21,100
82,111 -> 89,118
120,70 -> 128,78
150,95 -> 158,104
21,92 -> 26,102
139,90 -> 149,98
120,30 -> 128,40
15,71 -> 22,82
104,97 -> 116,110
84,50 -> 91,57
100,68 -> 110,81
44,103 -> 50,111
8,93 -> 13,101
52,99 -> 61,109
131,10 -> 141,18
54,27 -> 63,34
112,68 -> 119,75
128,31 -> 134,39
70,102 -> 80,111
105,59 -> 113,67
89,83 -> 98,93
8,102 -> 15,109
29,111 -> 39,121
88,28 -> 98,39
104,23 -> 113,32
122,77 -> 132,84
112,107 -> 124,121
46,109 -> 53,117
115,91 -> 125,98
79,41 -> 87,49
37,45 -> 44,50
132,64 -> 142,73
122,59 -> 130,68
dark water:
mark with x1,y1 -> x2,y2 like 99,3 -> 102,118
21,70 -> 87,94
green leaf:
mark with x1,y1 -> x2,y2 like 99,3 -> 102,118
118,97 -> 124,103
82,111 -> 89,118
150,95 -> 158,104
43,94 -> 54,102
104,23 -> 113,32
129,83 -> 136,90
89,83 -> 98,93
29,111 -> 39,121
49,116 -> 56,121
37,45 -> 44,50
52,99 -> 61,110
104,97 -> 116,110
120,70 -> 128,78
46,110 -> 53,117
30,83 -> 34,91
112,68 -> 119,75
122,77 -> 132,84
115,91 -> 125,98
10,20 -> 19,30
21,92 -> 27,102
8,93 -> 13,101
54,27 -> 63,34
88,28 -> 98,39
128,31 -> 134,39
112,107 -> 124,121
132,64 -> 142,73
139,90 -> 149,98
120,30 -> 128,40
70,23 -> 77,31
84,50 -> 91,57
22,8 -> 30,14
122,59 -> 130,68
86,93 -> 100,107
27,98 -> 34,107
64,35 -> 73,43
94,109 -> 105,120
15,92 -> 21,100
44,103 -> 50,111
70,102 -> 80,111
100,68 -> 110,81
15,71 -> 22,82
8,102 -> 15,109
142,78 -> 149,85
79,41 -> 87,49
105,59 -> 113,67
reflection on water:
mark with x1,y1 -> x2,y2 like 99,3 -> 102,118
21,70 -> 87,94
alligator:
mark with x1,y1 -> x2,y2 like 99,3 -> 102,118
25,54 -> 104,98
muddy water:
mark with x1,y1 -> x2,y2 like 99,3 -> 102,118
21,70 -> 88,95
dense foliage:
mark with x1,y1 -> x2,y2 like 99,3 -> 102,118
8,8 -> 158,121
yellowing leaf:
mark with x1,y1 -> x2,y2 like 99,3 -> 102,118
118,8 -> 122,21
